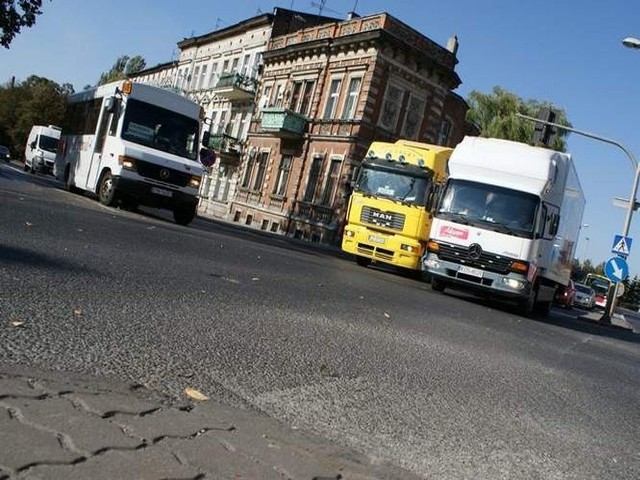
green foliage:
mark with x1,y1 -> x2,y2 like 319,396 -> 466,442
466,86 -> 571,152
620,275 -> 640,310
571,258 -> 604,283
97,55 -> 146,86
0,0 -> 44,48
0,75 -> 73,159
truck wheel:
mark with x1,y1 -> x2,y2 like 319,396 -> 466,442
355,256 -> 371,267
431,278 -> 446,292
517,285 -> 538,317
98,171 -> 118,206
173,204 -> 196,226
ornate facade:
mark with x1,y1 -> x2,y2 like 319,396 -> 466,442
230,12 -> 470,244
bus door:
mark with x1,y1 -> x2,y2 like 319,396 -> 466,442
86,101 -> 112,191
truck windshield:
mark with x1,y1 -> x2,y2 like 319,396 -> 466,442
437,179 -> 539,238
39,135 -> 59,153
354,165 -> 431,206
121,99 -> 199,161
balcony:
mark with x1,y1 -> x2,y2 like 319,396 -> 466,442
293,201 -> 336,225
211,73 -> 256,101
260,108 -> 308,138
207,133 -> 242,164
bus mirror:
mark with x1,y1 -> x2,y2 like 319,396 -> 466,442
104,96 -> 117,113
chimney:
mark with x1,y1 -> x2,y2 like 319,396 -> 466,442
346,11 -> 360,20
446,35 -> 459,56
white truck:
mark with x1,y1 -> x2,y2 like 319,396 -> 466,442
423,136 -> 585,316
24,125 -> 61,174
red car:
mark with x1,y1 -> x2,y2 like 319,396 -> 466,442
554,280 -> 576,309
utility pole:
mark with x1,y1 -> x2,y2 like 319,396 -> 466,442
517,112 -> 640,325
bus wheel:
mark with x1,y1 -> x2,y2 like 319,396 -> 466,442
355,256 -> 371,267
98,171 -> 118,206
173,203 -> 196,226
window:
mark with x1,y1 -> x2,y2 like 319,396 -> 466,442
222,59 -> 229,73
231,58 -> 239,73
208,63 -> 218,87
321,158 -> 342,206
241,54 -> 251,75
273,155 -> 292,197
402,94 -> 426,139
291,80 -> 315,115
438,119 -> 452,146
198,64 -> 207,90
241,149 -> 257,188
303,155 -> 324,202
217,111 -> 227,134
260,85 -> 272,109
379,83 -> 403,131
252,151 -> 268,191
191,66 -> 200,90
274,84 -> 285,107
323,79 -> 342,119
341,77 -> 361,120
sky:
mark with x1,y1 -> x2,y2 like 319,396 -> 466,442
2,0 -> 640,277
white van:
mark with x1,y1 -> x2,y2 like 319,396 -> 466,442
25,125 -> 61,174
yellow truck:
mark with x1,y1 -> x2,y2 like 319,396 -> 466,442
342,140 -> 452,274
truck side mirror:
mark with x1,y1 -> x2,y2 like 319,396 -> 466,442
30,141 -> 36,150
202,131 -> 211,147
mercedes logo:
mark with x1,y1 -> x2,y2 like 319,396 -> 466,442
159,168 -> 170,180
468,243 -> 482,260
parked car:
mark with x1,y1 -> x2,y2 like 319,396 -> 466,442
573,282 -> 596,309
0,145 -> 10,162
554,279 -> 576,309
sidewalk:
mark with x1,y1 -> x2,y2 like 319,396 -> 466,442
576,308 -> 635,331
0,366 -> 419,480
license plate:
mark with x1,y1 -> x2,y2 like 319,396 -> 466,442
458,265 -> 484,278
151,187 -> 173,197
368,234 -> 386,244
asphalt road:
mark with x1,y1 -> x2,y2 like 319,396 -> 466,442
1,162 -> 639,479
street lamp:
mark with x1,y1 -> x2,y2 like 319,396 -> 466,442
580,223 -> 590,259
622,36 -> 640,49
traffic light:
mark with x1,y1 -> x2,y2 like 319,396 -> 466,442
532,107 -> 558,147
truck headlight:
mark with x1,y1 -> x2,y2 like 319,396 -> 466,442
502,278 -> 526,290
189,176 -> 201,188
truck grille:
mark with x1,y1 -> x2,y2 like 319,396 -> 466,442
360,206 -> 405,231
135,159 -> 191,187
436,242 -> 513,274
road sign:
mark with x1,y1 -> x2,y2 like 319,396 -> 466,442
604,256 -> 629,283
611,235 -> 632,257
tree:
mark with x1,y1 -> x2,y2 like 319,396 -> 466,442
0,75 -> 72,159
0,0 -> 45,48
97,55 -> 146,86
466,86 -> 571,152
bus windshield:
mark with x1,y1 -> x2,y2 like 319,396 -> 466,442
354,165 -> 431,206
121,99 -> 199,161
437,179 -> 539,238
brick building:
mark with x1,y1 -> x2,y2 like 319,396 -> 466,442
131,8 -> 338,220
231,12 -> 471,244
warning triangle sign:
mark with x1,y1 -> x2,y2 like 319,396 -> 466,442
613,237 -> 630,255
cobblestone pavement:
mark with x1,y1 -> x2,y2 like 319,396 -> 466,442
0,366 -> 420,480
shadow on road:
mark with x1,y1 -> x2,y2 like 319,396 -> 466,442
0,244 -> 98,275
